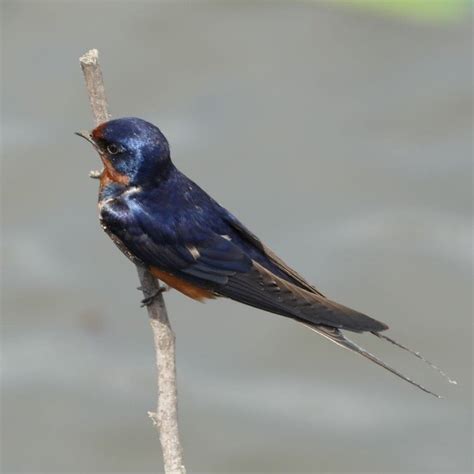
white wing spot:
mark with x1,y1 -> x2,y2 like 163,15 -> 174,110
98,197 -> 114,211
221,234 -> 231,241
187,245 -> 200,260
123,186 -> 142,197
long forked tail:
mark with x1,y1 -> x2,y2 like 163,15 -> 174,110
302,323 -> 447,398
371,331 -> 457,385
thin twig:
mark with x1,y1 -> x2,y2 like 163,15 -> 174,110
79,48 -> 186,474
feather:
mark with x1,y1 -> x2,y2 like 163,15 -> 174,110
218,262 -> 388,332
303,323 -> 442,398
372,332 -> 457,385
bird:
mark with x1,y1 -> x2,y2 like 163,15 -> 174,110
76,117 -> 454,397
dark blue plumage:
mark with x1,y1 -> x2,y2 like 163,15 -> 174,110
76,116 -> 447,397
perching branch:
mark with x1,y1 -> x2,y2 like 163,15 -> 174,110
79,48 -> 186,474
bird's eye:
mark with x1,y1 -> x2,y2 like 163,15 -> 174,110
106,143 -> 120,155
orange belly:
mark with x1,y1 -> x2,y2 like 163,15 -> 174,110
149,266 -> 215,301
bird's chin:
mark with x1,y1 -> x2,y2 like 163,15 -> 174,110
99,156 -> 130,186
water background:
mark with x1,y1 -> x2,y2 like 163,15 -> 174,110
2,2 -> 472,472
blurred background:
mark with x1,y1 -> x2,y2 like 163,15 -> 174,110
2,1 -> 472,472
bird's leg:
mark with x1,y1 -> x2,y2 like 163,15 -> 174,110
140,284 -> 170,307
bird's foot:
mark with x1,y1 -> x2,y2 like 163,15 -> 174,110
140,285 -> 169,307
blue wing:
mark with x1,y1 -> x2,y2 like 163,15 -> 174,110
221,209 -> 326,295
100,192 -> 387,333
100,194 -> 252,286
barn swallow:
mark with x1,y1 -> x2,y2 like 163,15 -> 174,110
76,117 -> 454,397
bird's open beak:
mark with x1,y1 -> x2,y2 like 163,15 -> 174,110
75,130 -> 97,147
75,130 -> 103,179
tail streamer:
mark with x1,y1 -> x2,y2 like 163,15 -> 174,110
302,323 -> 443,398
371,332 -> 457,385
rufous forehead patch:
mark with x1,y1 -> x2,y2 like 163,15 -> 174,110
91,122 -> 107,141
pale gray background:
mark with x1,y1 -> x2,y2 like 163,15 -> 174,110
1,1 -> 472,473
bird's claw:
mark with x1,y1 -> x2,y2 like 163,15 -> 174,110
140,285 -> 169,307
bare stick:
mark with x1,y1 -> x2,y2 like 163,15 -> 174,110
79,49 -> 186,474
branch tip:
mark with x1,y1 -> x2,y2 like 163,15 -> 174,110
148,411 -> 159,426
79,48 -> 99,65
89,170 -> 102,179
79,48 -> 185,473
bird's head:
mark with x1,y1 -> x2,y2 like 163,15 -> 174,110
76,117 -> 171,186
